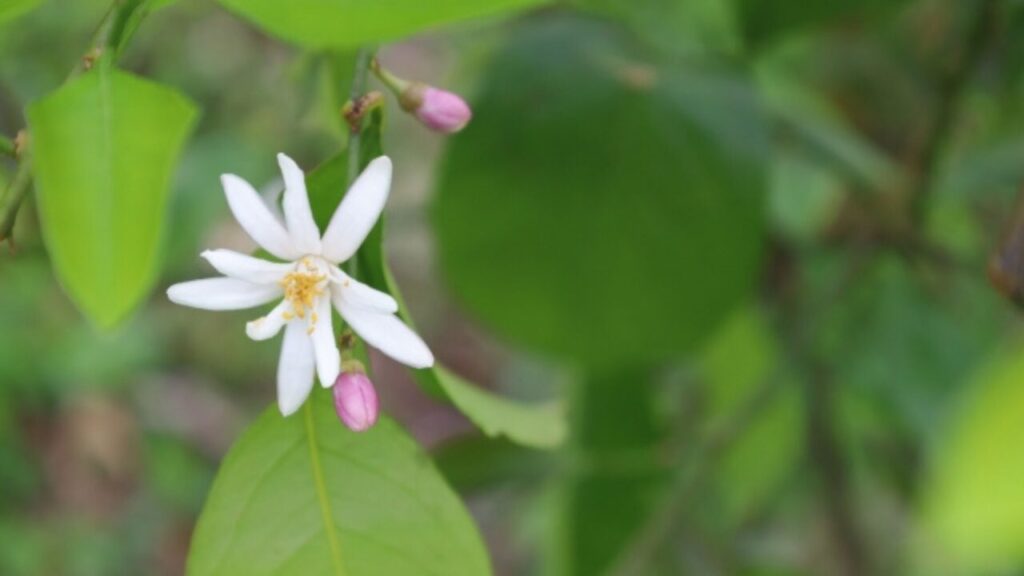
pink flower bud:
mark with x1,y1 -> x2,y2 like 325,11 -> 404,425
332,372 -> 379,432
401,84 -> 472,134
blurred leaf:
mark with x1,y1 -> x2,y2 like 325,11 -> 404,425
434,365 -> 567,448
27,65 -> 196,328
0,0 -> 41,24
922,342 -> 1024,572
550,371 -> 669,575
737,0 -> 911,49
215,0 -> 546,49
818,257 -> 1001,437
144,434 -> 213,513
700,309 -> 801,528
306,112 -> 567,450
435,15 -> 765,367
187,388 -> 491,575
434,435 -> 550,492
768,152 -> 844,242
575,0 -> 741,57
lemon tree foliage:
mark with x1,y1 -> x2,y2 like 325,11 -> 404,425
27,65 -> 196,328
187,388 -> 492,576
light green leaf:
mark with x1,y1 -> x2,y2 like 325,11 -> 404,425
921,343 -> 1024,573
215,0 -> 546,48
27,66 -> 196,328
0,0 -> 41,24
187,389 -> 492,576
434,365 -> 566,449
768,151 -> 845,242
305,117 -> 566,450
700,309 -> 800,528
435,15 -> 766,367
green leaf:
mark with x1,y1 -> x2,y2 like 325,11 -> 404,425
215,0 -> 546,49
27,66 -> 196,328
305,113 -> 566,450
435,16 -> 766,367
550,371 -> 669,575
920,343 -> 1024,573
187,389 -> 492,576
0,0 -> 41,24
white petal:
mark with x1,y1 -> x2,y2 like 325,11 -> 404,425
277,320 -> 315,416
246,299 -> 291,341
310,296 -> 341,388
167,278 -> 281,310
222,173 -> 301,260
320,156 -> 392,263
201,249 -> 293,285
334,289 -> 434,369
277,153 -> 322,255
332,268 -> 398,313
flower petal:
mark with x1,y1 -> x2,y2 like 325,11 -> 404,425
167,278 -> 281,310
201,249 -> 293,285
277,153 -> 322,255
222,173 -> 301,260
320,156 -> 392,263
334,288 -> 434,369
246,299 -> 291,341
310,296 -> 341,388
277,320 -> 315,416
332,268 -> 398,313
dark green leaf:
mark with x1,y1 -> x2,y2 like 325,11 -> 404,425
435,16 -> 766,367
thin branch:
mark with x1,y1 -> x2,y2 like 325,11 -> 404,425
911,0 -> 999,223
606,374 -> 788,576
0,158 -> 32,243
345,47 -> 375,189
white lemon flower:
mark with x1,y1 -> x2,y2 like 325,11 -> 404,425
168,154 -> 433,416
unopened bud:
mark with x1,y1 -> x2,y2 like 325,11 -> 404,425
332,371 -> 379,432
399,84 -> 472,134
372,60 -> 472,134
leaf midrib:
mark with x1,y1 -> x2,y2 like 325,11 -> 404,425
304,401 -> 347,576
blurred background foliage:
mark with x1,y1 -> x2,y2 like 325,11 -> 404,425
2,0 -> 1024,574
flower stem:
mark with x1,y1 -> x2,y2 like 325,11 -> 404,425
346,46 -> 376,189
0,157 -> 33,244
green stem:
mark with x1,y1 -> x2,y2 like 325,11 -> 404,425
0,158 -> 33,242
346,47 -> 375,189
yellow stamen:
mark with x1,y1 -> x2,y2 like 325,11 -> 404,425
280,269 -> 325,320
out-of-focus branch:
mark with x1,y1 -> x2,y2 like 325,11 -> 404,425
0,132 -> 31,246
606,373 -> 787,576
345,47 -> 375,189
911,0 -> 999,224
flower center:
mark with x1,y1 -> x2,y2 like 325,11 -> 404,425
280,258 -> 326,322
